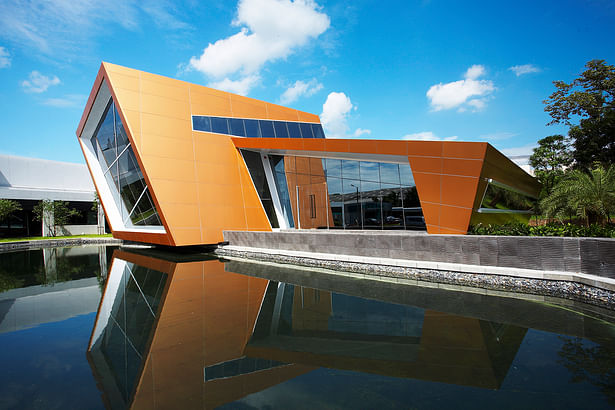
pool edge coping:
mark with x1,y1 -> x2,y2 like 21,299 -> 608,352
215,245 -> 615,311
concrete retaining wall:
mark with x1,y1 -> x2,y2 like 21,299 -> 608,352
223,231 -> 615,279
0,237 -> 122,252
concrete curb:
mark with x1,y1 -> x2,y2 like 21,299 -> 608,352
215,245 -> 615,310
0,237 -> 122,252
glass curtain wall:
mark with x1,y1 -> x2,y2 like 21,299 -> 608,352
281,156 -> 425,230
269,156 -> 295,228
90,101 -> 162,227
241,150 -> 280,229
96,262 -> 167,401
192,115 -> 325,139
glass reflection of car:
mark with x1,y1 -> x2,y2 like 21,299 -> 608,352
405,215 -> 425,228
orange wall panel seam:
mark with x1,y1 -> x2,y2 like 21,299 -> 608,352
79,63 -> 539,245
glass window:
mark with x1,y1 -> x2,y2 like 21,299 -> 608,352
342,160 -> 360,180
91,100 -> 162,227
299,123 -> 313,138
326,176 -> 343,195
287,122 -> 301,138
325,159 -> 341,178
192,116 -> 211,132
360,162 -> 380,183
92,102 -> 117,168
380,163 -> 401,185
118,150 -> 147,222
343,179 -> 361,228
259,120 -> 275,138
211,117 -> 229,134
244,119 -> 261,138
326,176 -> 344,228
273,121 -> 289,138
361,180 -> 382,229
130,191 -> 162,226
114,108 -> 129,154
399,163 -> 414,187
402,186 -> 421,208
229,118 -> 246,137
241,150 -> 279,228
480,182 -> 535,211
381,184 -> 404,229
312,124 -> 325,138
404,207 -> 425,230
269,155 -> 295,228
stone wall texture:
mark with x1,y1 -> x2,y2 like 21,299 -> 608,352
223,231 -> 615,279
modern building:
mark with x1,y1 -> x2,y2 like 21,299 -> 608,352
0,154 -> 105,237
77,62 -> 540,247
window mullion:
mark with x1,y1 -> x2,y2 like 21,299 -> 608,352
124,185 -> 148,225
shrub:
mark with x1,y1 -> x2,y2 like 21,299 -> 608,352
468,222 -> 615,238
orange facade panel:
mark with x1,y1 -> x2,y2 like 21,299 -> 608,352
78,62 -> 539,246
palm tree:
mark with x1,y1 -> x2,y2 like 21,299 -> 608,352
540,164 -> 615,225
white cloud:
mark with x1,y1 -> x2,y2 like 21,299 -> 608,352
477,131 -> 517,141
402,131 -> 458,141
321,92 -> 353,138
189,0 -> 330,95
279,78 -> 323,105
509,64 -> 540,76
353,128 -> 371,137
0,1 -> 189,57
141,1 -> 191,30
0,46 -> 10,68
21,71 -> 60,93
426,64 -> 495,111
467,98 -> 487,111
464,64 -> 485,80
500,144 -> 536,157
208,75 -> 260,96
42,94 -> 86,107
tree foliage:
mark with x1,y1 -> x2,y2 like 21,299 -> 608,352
33,200 -> 80,237
0,199 -> 22,223
543,59 -> 615,169
540,164 -> 615,225
529,135 -> 573,195
558,337 -> 615,406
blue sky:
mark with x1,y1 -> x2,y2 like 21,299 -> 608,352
0,0 -> 614,165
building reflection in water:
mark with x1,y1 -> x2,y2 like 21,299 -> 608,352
88,249 -> 615,409
88,250 -> 312,409
246,282 -> 525,389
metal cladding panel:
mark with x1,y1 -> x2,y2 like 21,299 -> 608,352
79,64 -> 540,245
469,143 -> 542,228
480,144 -> 541,197
408,142 -> 487,234
82,62 -> 299,246
234,138 -> 530,235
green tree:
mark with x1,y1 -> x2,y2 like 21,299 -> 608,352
540,164 -> 615,225
529,135 -> 573,195
0,199 -> 22,224
33,199 -> 80,237
543,59 -> 615,169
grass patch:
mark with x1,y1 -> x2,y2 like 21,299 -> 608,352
0,233 -> 114,243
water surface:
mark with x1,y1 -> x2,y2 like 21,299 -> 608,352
1,246 -> 615,409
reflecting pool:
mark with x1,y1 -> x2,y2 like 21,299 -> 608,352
1,246 -> 615,409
